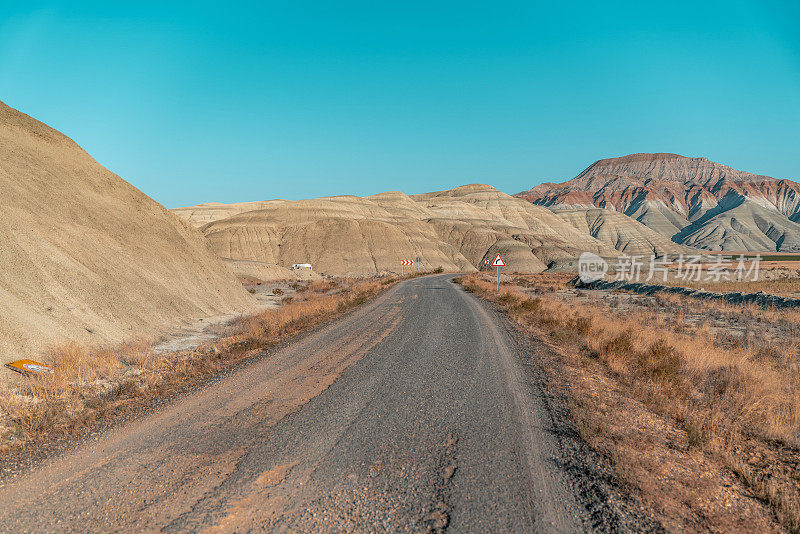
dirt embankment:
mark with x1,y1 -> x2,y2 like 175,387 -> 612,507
0,100 -> 259,366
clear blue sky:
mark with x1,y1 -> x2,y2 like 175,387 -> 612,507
1,1 -> 799,208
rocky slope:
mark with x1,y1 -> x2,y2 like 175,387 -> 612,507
174,184 -> 684,278
0,101 -> 258,364
516,153 -> 800,251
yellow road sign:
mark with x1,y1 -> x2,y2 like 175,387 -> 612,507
5,359 -> 54,376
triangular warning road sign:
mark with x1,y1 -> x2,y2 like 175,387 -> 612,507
491,253 -> 506,267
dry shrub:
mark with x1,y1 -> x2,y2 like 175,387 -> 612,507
512,297 -> 542,313
654,291 -> 800,332
307,280 -> 337,293
512,273 -> 574,292
600,331 -> 634,359
661,276 -> 800,297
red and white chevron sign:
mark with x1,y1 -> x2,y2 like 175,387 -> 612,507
401,259 -> 414,265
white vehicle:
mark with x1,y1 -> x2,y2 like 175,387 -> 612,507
290,263 -> 312,270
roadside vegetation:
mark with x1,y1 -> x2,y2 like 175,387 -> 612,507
657,276 -> 800,297
458,273 -> 800,532
587,264 -> 800,297
0,277 -> 395,454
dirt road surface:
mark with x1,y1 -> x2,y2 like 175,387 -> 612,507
0,275 -> 654,532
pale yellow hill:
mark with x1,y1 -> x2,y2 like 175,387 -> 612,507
417,184 -> 617,267
172,200 -> 287,227
0,101 -> 259,364
175,184 -> 626,277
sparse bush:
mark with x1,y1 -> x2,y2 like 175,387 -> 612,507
700,365 -> 739,398
638,339 -> 681,381
571,315 -> 592,336
272,287 -> 283,296
551,327 -> 581,345
113,379 -> 140,399
512,297 -> 542,313
434,266 -> 444,273
600,331 -> 634,359
308,280 -> 337,293
684,418 -> 710,448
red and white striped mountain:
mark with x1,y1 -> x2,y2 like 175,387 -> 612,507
516,153 -> 800,252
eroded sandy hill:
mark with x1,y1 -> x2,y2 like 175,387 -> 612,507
0,101 -> 259,363
172,184 -> 681,278
554,209 -> 690,256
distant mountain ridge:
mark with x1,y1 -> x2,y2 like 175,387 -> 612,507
516,153 -> 800,251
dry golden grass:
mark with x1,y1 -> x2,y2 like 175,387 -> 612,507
232,279 -> 383,348
659,276 -> 800,297
459,273 -> 800,531
652,291 -> 800,332
303,279 -> 339,293
0,340 -> 157,446
0,278 -> 392,453
510,273 -> 575,292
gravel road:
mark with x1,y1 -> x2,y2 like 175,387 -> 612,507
0,275 -> 656,532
